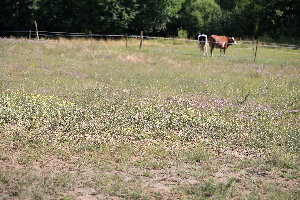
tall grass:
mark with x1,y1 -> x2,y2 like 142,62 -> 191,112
0,37 -> 299,199
1,37 -> 299,152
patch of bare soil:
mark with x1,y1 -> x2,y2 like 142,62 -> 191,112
1,148 -> 299,200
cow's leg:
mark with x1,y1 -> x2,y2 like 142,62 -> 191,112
220,49 -> 222,56
210,47 -> 213,57
199,42 -> 203,56
200,46 -> 204,56
200,46 -> 202,56
201,43 -> 207,57
200,46 -> 203,56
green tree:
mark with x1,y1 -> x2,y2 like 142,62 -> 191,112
36,0 -> 78,32
94,0 -> 139,34
1,0 -> 299,40
216,0 -> 258,37
178,0 -> 222,37
256,0 -> 300,39
0,0 -> 39,31
215,0 -> 240,11
71,0 -> 139,34
129,0 -> 183,35
223,0 -> 300,39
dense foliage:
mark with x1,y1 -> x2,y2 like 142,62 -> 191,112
0,0 -> 299,39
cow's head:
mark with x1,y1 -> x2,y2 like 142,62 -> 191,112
228,37 -> 237,45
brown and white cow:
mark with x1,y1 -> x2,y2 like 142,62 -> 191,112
197,33 -> 208,56
208,35 -> 237,57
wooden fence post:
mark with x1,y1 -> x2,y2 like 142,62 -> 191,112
34,21 -> 39,40
254,38 -> 258,61
252,36 -> 255,57
139,31 -> 143,49
126,33 -> 128,48
29,30 -> 31,40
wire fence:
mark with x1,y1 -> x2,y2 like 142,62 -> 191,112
1,30 -> 300,51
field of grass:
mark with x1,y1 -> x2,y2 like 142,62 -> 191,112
0,37 -> 299,200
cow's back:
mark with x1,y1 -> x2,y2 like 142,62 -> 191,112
209,35 -> 228,48
208,35 -> 217,43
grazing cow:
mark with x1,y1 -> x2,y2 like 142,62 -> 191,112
208,35 -> 237,57
197,33 -> 208,56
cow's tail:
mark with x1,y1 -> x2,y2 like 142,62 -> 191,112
208,36 -> 214,47
208,36 -> 214,57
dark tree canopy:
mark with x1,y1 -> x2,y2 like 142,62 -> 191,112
0,0 -> 299,40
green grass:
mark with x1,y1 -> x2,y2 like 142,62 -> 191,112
0,37 -> 299,199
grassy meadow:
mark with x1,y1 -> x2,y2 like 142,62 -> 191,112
0,37 -> 299,200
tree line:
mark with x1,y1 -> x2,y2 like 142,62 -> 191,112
0,0 -> 299,40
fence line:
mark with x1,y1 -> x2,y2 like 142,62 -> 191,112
1,30 -> 300,50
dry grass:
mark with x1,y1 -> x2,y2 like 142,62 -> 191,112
0,37 -> 299,199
